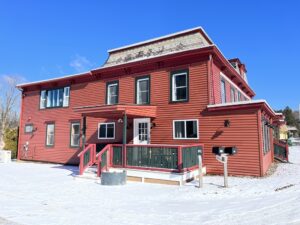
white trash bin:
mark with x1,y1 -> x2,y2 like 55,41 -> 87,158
0,150 -> 12,163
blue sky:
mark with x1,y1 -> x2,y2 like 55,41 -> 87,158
0,0 -> 299,110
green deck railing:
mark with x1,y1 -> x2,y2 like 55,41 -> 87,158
126,146 -> 179,170
274,140 -> 289,161
77,144 -> 96,175
182,146 -> 202,169
83,150 -> 90,167
112,145 -> 123,166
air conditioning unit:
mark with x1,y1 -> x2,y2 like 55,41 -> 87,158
0,150 -> 12,163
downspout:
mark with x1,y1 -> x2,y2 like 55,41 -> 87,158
82,116 -> 87,149
123,113 -> 127,145
17,89 -> 24,160
257,110 -> 264,176
208,54 -> 215,105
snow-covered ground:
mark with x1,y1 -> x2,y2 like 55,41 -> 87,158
1,147 -> 300,225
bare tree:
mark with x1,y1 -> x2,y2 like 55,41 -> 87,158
0,76 -> 21,148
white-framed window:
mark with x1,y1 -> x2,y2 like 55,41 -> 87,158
46,123 -> 55,147
136,77 -> 150,104
70,122 -> 80,147
98,122 -> 115,139
40,87 -> 70,109
237,91 -> 242,102
173,119 -> 199,139
107,82 -> 118,105
63,87 -> 70,107
220,79 -> 226,103
230,87 -> 236,102
262,118 -> 270,154
171,70 -> 188,102
25,124 -> 33,133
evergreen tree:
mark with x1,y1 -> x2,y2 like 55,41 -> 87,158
3,127 -> 18,158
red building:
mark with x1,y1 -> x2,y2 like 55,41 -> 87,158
17,27 -> 287,181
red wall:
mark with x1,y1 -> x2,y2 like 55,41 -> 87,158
201,108 -> 262,176
18,56 -> 272,176
19,60 -> 209,164
210,62 -> 251,104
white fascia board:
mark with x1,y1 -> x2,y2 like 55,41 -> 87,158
16,71 -> 92,89
207,99 -> 276,115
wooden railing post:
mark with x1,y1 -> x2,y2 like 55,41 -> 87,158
178,146 -> 183,173
79,155 -> 83,175
97,158 -> 101,177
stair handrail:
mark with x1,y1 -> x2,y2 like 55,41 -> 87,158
96,144 -> 111,177
78,143 -> 96,175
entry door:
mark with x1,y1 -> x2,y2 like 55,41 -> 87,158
133,118 -> 150,144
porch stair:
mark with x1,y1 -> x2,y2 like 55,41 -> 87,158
74,166 -> 100,181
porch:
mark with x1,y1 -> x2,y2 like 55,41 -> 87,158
77,143 -> 204,185
75,104 -> 204,184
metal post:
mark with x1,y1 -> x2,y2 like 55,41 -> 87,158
123,113 -> 127,145
82,116 -> 86,149
198,154 -> 203,188
223,155 -> 228,188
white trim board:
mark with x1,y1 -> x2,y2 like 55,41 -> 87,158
98,122 -> 116,140
173,119 -> 199,140
207,99 -> 277,115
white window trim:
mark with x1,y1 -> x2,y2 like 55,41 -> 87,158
172,72 -> 188,102
40,86 -> 70,109
25,124 -> 33,133
98,122 -> 115,139
230,86 -> 236,103
46,123 -> 55,146
220,79 -> 226,104
107,83 -> 118,105
220,72 -> 251,101
173,119 -> 199,140
70,122 -> 80,147
136,77 -> 150,104
63,87 -> 70,107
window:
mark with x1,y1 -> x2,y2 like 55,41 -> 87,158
230,87 -> 236,102
173,120 -> 198,139
70,122 -> 80,147
136,76 -> 150,104
98,122 -> 115,139
171,70 -> 189,102
40,87 -> 70,109
25,124 -> 33,133
220,79 -> 226,103
106,81 -> 119,105
262,118 -> 270,154
237,91 -> 242,102
46,123 -> 55,147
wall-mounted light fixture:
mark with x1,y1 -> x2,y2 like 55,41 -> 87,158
118,118 -> 123,123
151,122 -> 156,129
224,120 -> 231,128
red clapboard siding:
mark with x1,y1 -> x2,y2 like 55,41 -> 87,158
200,108 -> 262,177
18,54 -> 272,177
19,60 -> 209,164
